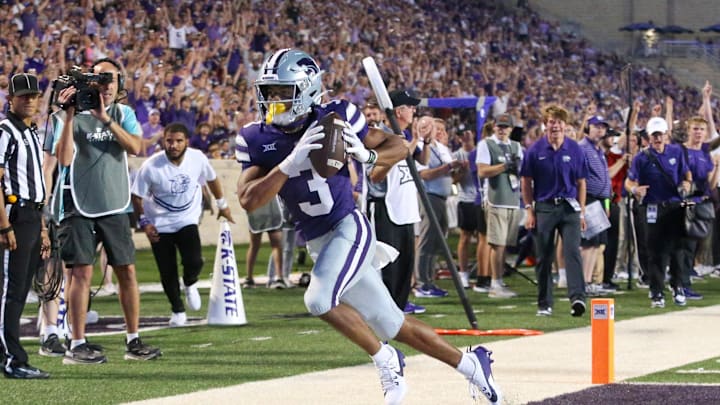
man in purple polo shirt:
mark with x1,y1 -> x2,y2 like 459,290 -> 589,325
578,116 -> 612,295
520,105 -> 588,317
625,117 -> 692,308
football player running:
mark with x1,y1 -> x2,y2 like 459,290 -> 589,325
236,49 -> 502,405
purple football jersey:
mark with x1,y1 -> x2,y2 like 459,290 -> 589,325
236,100 -> 368,240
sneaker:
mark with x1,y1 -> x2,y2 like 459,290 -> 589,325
3,362 -> 50,379
242,277 -> 256,289
460,272 -> 470,289
651,296 -> 666,309
683,287 -> 703,300
602,281 -> 619,291
557,275 -> 567,288
63,343 -> 107,365
269,279 -> 288,289
124,338 -> 162,361
709,269 -> 720,278
536,307 -> 553,316
695,265 -> 714,276
403,302 -> 426,314
635,279 -> 650,289
672,288 -> 687,306
413,285 -> 448,298
185,283 -> 201,311
95,284 -> 117,297
39,334 -> 66,357
375,346 -> 407,405
169,312 -> 187,327
472,284 -> 490,293
488,286 -> 517,298
614,271 -> 629,280
571,300 -> 586,317
466,346 -> 502,404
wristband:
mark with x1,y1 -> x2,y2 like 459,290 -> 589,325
630,186 -> 637,195
216,198 -> 228,210
102,118 -> 113,127
365,150 -> 378,165
603,198 -> 610,211
138,215 -> 152,228
0,226 -> 12,235
580,214 -> 585,219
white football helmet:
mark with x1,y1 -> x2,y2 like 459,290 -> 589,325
255,49 -> 324,128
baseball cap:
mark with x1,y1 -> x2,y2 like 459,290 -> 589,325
646,117 -> 668,135
9,73 -> 40,97
389,90 -> 420,108
587,115 -> 609,127
495,113 -> 514,128
149,108 -> 160,116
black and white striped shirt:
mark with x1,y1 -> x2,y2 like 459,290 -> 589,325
0,112 -> 45,203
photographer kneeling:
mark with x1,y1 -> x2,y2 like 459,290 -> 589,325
52,59 -> 161,364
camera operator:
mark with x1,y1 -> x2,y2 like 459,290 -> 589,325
52,58 -> 161,364
476,113 -> 523,298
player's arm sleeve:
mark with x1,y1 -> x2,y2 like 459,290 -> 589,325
343,101 -> 369,141
235,132 -> 253,170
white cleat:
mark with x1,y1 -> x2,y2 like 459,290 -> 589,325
376,346 -> 407,405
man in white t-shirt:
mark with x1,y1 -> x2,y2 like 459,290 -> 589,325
132,123 -> 234,327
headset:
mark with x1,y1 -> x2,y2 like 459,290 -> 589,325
91,58 -> 125,93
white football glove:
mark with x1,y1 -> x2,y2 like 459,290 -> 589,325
342,122 -> 376,164
278,121 -> 325,175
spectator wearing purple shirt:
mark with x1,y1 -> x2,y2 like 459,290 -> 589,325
625,117 -> 692,309
189,122 -> 213,154
140,109 -> 164,156
577,115 -> 612,295
520,104 -> 588,318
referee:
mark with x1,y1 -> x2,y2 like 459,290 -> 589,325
0,73 -> 50,379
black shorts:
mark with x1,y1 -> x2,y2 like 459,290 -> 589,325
59,214 -> 135,267
457,201 -> 478,232
581,228 -> 608,247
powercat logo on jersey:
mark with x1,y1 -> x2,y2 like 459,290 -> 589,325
86,127 -> 116,142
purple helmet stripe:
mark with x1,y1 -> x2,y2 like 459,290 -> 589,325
330,210 -> 372,307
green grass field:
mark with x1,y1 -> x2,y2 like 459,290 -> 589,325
12,239 -> 720,404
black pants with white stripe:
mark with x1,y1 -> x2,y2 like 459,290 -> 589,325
150,224 -> 203,314
1,205 -> 42,368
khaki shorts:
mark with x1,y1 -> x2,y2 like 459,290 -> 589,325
486,206 -> 521,247
59,214 -> 135,267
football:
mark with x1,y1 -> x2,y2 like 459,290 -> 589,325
310,112 -> 346,178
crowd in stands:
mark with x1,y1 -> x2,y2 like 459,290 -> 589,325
0,0 -> 713,160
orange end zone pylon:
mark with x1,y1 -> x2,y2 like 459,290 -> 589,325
434,328 -> 543,336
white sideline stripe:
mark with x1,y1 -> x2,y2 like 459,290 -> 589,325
124,305 -> 720,405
